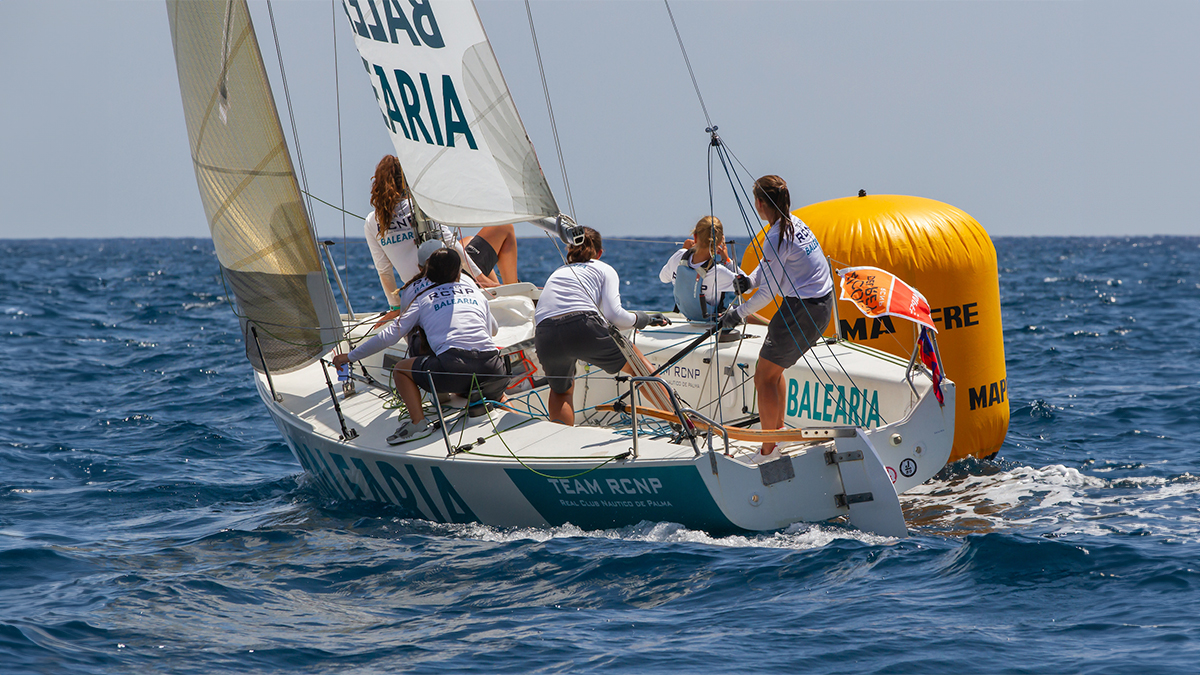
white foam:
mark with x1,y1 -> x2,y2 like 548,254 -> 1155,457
440,518 -> 894,550
904,463 -> 1200,538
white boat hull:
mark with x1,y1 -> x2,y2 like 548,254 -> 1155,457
254,295 -> 954,537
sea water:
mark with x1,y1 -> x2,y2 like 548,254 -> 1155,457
2,236 -> 1199,674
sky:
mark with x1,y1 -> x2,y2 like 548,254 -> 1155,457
1,0 -> 1197,240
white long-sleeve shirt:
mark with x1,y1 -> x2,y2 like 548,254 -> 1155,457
658,248 -> 744,307
364,199 -> 481,306
737,214 -> 833,318
534,259 -> 637,328
349,280 -> 498,360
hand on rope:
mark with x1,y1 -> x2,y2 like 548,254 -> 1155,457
733,274 -> 752,294
373,309 -> 402,330
633,311 -> 671,330
719,306 -> 743,331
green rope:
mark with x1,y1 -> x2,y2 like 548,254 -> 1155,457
302,189 -> 364,221
455,374 -> 631,480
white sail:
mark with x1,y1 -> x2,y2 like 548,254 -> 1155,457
342,0 -> 559,228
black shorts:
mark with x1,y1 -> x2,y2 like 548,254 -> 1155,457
759,292 -> 834,368
410,348 -> 508,401
465,235 -> 498,277
534,312 -> 628,394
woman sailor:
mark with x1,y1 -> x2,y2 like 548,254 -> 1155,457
658,216 -> 749,321
719,175 -> 834,460
365,155 -> 519,308
534,227 -> 668,426
333,247 -> 508,445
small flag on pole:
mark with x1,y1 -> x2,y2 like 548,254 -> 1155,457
918,327 -> 945,406
837,266 -> 936,332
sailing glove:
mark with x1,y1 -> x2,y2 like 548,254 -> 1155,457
633,311 -> 671,330
733,275 -> 752,294
719,307 -> 743,330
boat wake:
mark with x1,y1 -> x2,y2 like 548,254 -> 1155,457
903,457 -> 1200,538
439,519 -> 896,550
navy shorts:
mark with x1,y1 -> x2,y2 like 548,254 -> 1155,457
410,348 -> 508,401
759,292 -> 834,368
534,312 -> 628,394
465,235 -> 498,277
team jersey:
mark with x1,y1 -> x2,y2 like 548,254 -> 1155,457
348,281 -> 499,360
397,277 -> 434,311
737,214 -> 834,318
534,259 -> 637,328
364,199 -> 482,290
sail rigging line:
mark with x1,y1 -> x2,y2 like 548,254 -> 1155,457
604,238 -> 689,245
302,190 -> 363,221
264,1 -> 319,244
524,0 -> 575,221
711,138 -> 889,425
711,135 -> 868,421
664,0 -> 713,129
331,0 -> 349,306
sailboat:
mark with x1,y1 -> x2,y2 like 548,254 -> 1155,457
166,0 -> 954,538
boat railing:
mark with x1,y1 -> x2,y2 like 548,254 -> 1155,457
625,376 -> 732,459
678,406 -> 730,457
318,240 -> 355,321
903,329 -> 946,399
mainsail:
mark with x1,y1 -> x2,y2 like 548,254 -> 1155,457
342,0 -> 565,233
168,0 -> 342,373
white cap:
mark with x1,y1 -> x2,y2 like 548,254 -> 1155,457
416,239 -> 446,267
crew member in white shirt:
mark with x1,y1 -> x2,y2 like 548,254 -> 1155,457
719,175 -> 834,459
534,227 -> 668,426
371,239 -> 442,332
364,156 -> 519,308
334,247 -> 507,445
658,215 -> 753,321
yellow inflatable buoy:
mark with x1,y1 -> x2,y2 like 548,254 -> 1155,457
740,193 -> 1008,462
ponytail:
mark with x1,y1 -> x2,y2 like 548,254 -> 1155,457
566,227 -> 603,263
753,175 -> 792,247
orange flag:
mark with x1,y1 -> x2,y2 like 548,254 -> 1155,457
837,266 -> 936,332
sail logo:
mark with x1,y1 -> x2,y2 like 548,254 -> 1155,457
343,0 -> 444,49
786,379 -> 883,428
366,62 -> 479,151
